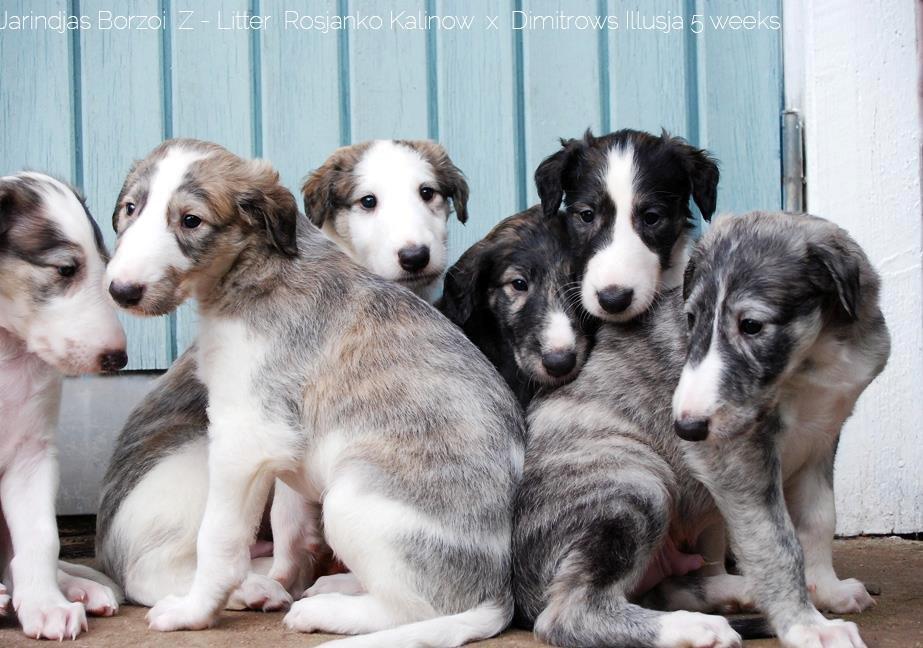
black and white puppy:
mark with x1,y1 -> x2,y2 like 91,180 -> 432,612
439,206 -> 593,406
0,173 -> 126,640
536,128 -> 718,323
303,139 -> 469,302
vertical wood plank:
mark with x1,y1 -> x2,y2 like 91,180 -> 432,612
697,0 -> 783,213
0,0 -> 75,181
79,0 -> 172,370
169,0 -> 256,354
435,0 -> 519,263
347,0 -> 430,141
260,0 -> 343,198
520,0 -> 604,205
607,0 -> 692,137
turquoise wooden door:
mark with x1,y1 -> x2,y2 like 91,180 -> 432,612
1,0 -> 782,369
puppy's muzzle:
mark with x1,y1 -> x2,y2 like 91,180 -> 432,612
596,286 -> 634,314
109,281 -> 145,308
674,416 -> 710,441
542,350 -> 577,378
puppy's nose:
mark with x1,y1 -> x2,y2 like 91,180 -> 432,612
398,245 -> 430,272
109,281 -> 144,307
542,350 -> 577,377
674,417 -> 710,442
596,286 -> 634,314
98,350 -> 128,372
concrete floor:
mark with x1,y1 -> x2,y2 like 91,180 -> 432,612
1,537 -> 920,647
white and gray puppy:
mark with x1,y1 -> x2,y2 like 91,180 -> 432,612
0,173 -> 126,640
104,139 -> 523,646
303,139 -> 469,303
513,131 -> 885,648
95,139 -> 467,611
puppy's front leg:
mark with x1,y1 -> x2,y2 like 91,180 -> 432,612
686,431 -> 866,648
787,459 -> 874,613
147,432 -> 275,631
1,446 -> 87,640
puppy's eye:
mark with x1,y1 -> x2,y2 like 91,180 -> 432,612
642,211 -> 661,226
511,278 -> 529,292
686,312 -> 695,330
57,264 -> 77,278
579,209 -> 594,223
182,214 -> 202,229
125,202 -> 136,216
419,186 -> 435,202
739,318 -> 763,335
360,195 -> 377,210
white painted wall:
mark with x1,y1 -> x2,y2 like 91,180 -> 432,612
787,0 -> 922,534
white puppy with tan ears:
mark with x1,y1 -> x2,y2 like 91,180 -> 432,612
0,172 -> 127,640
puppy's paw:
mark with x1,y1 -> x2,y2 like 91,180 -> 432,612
147,594 -> 215,631
285,593 -> 367,634
657,611 -> 742,648
810,578 -> 875,614
16,595 -> 87,640
782,618 -> 867,648
61,575 -> 120,617
0,583 -> 10,616
227,573 -> 292,612
304,573 -> 365,598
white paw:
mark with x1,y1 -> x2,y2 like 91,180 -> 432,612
284,593 -> 360,634
810,578 -> 875,614
657,611 -> 742,648
147,594 -> 216,631
783,618 -> 867,648
304,573 -> 365,598
0,583 -> 10,616
61,575 -> 120,617
15,594 -> 87,640
227,573 -> 293,611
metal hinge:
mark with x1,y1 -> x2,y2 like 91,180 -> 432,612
781,110 -> 806,213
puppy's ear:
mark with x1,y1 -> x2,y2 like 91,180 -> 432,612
405,141 -> 470,224
302,147 -> 358,229
535,134 -> 591,219
664,132 -> 720,221
0,182 -> 13,242
239,160 -> 299,257
439,238 -> 491,328
807,240 -> 861,321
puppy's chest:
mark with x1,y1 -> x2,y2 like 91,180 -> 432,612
0,349 -> 61,461
195,317 -> 272,417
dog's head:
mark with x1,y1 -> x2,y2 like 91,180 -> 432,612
535,129 -> 719,323
441,207 -> 591,387
302,139 -> 468,301
106,139 -> 298,316
673,212 -> 872,442
0,173 -> 127,374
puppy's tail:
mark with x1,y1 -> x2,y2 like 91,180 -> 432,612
317,598 -> 512,648
58,560 -> 126,604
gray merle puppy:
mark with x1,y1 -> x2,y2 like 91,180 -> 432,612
514,131 -> 887,647
102,139 -> 524,647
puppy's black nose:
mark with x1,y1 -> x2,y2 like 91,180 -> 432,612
109,281 -> 144,307
99,350 -> 128,372
674,417 -> 710,441
542,350 -> 577,377
398,245 -> 430,272
597,287 -> 634,314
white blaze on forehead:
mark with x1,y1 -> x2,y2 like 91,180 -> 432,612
581,144 -> 661,320
107,147 -> 207,286
673,290 -> 726,420
542,310 -> 577,352
21,173 -> 100,260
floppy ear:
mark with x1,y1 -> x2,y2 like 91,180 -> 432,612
239,160 -> 299,257
438,238 -> 491,328
301,152 -> 347,229
807,240 -> 861,321
0,182 -> 13,243
664,132 -> 720,221
434,151 -> 469,224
